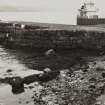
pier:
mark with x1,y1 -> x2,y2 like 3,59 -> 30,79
0,21 -> 105,50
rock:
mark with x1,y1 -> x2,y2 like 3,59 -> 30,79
102,72 -> 105,78
28,86 -> 34,89
45,49 -> 55,56
89,85 -> 96,89
10,77 -> 24,94
81,65 -> 89,69
60,70 -> 69,77
96,67 -> 105,71
44,68 -> 52,73
39,70 -> 60,82
82,69 -> 88,73
26,101 -> 29,104
80,77 -> 84,80
89,78 -> 97,83
93,62 -> 96,65
6,69 -> 13,73
97,82 -> 105,89
60,71 -> 66,77
18,101 -> 22,104
95,101 -> 101,105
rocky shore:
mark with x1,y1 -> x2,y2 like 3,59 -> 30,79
0,47 -> 105,105
0,22 -> 105,104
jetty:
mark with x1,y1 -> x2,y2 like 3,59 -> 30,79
0,21 -> 105,50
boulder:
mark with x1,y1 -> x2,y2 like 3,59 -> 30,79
44,68 -> 52,73
10,77 -> 24,94
45,49 -> 56,56
102,72 -> 105,78
6,69 -> 13,73
89,78 -> 97,83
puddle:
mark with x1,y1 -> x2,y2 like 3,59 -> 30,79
0,83 -> 39,105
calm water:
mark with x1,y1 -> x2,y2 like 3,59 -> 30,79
0,12 -> 76,25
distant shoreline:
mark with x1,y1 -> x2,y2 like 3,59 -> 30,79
3,20 -> 105,32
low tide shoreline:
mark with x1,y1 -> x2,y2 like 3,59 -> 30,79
0,21 -> 105,105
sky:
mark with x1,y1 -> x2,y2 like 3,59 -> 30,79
0,0 -> 104,24
0,0 -> 82,11
0,0 -> 104,11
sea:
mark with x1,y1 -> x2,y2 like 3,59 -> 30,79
0,11 -> 76,25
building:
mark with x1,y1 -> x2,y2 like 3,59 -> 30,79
77,1 -> 105,25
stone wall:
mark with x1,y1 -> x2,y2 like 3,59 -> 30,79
2,28 -> 105,50
77,18 -> 105,25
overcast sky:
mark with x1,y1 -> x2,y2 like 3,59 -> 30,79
0,0 -> 80,11
0,0 -> 104,24
0,0 -> 104,12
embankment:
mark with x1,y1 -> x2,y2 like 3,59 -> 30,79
0,22 -> 105,50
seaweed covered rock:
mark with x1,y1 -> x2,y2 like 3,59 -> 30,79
9,77 -> 24,94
